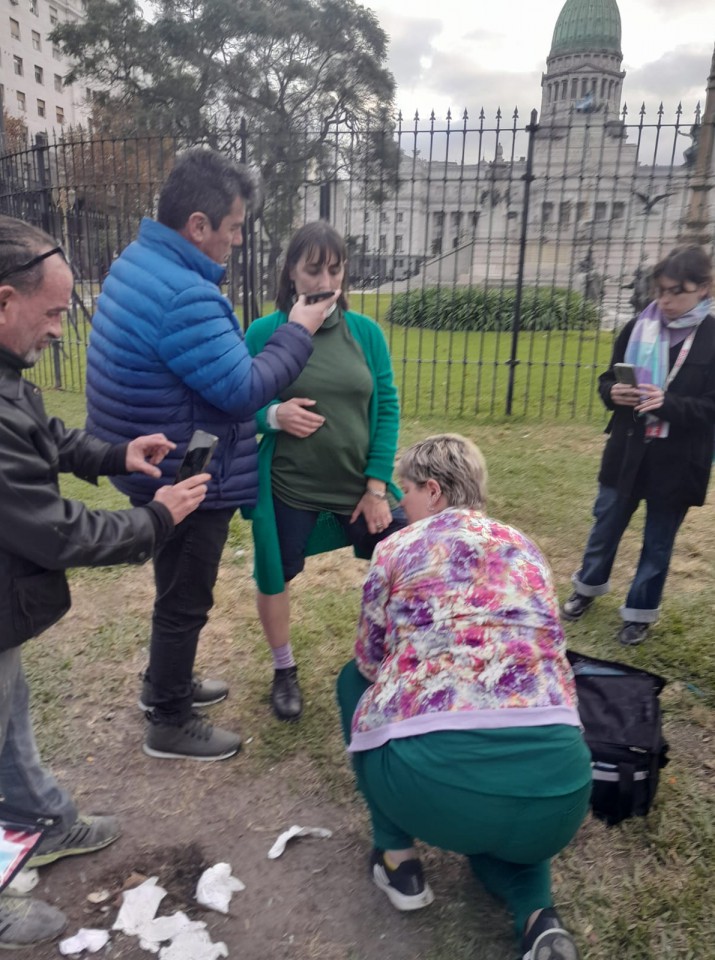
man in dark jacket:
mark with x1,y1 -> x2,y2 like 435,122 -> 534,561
85,148 -> 337,760
0,215 -> 210,948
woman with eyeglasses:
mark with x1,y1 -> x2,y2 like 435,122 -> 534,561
563,245 -> 715,645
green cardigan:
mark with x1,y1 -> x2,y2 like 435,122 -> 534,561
242,309 -> 401,595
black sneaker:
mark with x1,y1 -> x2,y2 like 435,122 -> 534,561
26,814 -> 120,868
370,850 -> 434,911
270,667 -> 303,722
0,894 -> 67,948
522,908 -> 579,960
143,712 -> 241,761
138,674 -> 229,711
618,621 -> 650,646
561,591 -> 595,621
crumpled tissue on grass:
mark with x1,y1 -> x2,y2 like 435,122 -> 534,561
267,825 -> 332,859
195,862 -> 245,914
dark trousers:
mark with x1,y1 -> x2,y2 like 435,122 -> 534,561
146,507 -> 234,723
273,496 -> 408,582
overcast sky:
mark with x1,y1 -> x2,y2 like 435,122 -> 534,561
360,0 -> 713,125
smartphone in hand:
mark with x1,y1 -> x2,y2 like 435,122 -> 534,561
304,290 -> 335,305
174,429 -> 219,483
613,363 -> 638,387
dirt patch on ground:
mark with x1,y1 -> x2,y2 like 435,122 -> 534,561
14,487 -> 715,960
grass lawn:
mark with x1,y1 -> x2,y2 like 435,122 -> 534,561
27,390 -> 715,960
36,293 -> 618,421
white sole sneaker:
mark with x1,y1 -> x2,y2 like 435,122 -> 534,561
372,863 -> 435,911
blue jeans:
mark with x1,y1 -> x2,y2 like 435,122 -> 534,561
0,647 -> 76,834
572,485 -> 688,623
147,507 -> 234,724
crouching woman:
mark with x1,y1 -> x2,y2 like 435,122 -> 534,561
337,434 -> 592,960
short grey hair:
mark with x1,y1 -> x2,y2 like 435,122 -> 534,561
398,433 -> 488,509
0,216 -> 57,294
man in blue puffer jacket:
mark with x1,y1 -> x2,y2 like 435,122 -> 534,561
86,148 -> 338,761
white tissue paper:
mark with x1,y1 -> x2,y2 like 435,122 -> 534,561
195,862 -> 245,914
59,928 -> 110,955
158,927 -> 228,960
267,825 -> 332,859
5,867 -> 38,895
112,876 -> 167,936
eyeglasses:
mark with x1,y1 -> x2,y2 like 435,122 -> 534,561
656,283 -> 699,298
0,245 -> 66,284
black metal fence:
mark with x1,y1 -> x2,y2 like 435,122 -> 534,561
1,102 -> 713,419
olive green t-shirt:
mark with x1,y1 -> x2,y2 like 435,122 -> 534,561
271,310 -> 373,514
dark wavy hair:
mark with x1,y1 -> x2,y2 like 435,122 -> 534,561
157,148 -> 259,231
652,245 -> 712,291
275,222 -> 349,314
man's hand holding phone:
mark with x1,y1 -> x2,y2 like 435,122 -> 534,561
288,290 -> 340,335
154,473 -> 211,525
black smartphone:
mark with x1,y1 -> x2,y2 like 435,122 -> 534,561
174,429 -> 219,483
613,363 -> 638,387
304,290 -> 335,305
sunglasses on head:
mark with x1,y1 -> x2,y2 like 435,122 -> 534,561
0,245 -> 66,284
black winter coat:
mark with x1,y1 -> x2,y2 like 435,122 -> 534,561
597,314 -> 715,508
0,348 -> 172,652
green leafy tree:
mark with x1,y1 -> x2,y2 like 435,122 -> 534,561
52,0 -> 397,293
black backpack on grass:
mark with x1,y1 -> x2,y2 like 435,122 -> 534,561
567,650 -> 670,826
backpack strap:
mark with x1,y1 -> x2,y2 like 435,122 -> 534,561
617,762 -> 636,822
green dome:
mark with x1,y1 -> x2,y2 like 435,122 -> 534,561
550,0 -> 622,56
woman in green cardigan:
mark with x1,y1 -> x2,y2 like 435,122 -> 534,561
244,222 -> 405,722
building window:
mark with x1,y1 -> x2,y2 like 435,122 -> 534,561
433,211 -> 445,229
542,201 -> 554,224
611,201 -> 625,221
29,0 -> 38,14
431,237 -> 442,256
576,201 -> 587,222
469,211 -> 480,229
571,79 -> 578,99
559,201 -> 571,226
37,98 -> 45,117
379,235 -> 387,252
55,105 -> 64,124
395,235 -> 403,253
380,211 -> 388,224
34,64 -> 43,83
594,202 -> 607,222
31,29 -> 41,50
54,74 -> 62,91
396,259 -> 404,268
17,90 -> 26,111
13,55 -> 23,76
52,45 -> 62,60
10,17 -> 20,39
451,211 -> 462,231
396,211 -> 404,222
49,4 -> 58,22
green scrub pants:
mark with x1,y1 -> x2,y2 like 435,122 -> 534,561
336,660 -> 591,934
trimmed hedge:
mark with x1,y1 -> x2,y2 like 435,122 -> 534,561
385,286 -> 599,332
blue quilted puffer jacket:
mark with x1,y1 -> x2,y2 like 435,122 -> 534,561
86,218 -> 313,509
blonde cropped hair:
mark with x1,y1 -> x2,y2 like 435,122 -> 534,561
398,434 -> 488,509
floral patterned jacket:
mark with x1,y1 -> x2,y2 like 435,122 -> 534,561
349,508 -> 580,752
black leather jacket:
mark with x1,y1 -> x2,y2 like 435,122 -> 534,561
0,347 -> 172,652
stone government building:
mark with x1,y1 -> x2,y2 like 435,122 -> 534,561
307,0 -> 713,330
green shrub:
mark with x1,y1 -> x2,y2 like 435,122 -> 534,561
386,286 -> 599,332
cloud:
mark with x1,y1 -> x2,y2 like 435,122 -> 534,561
380,15 -> 442,90
623,45 -> 711,116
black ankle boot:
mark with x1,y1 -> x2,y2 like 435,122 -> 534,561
271,666 -> 303,721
